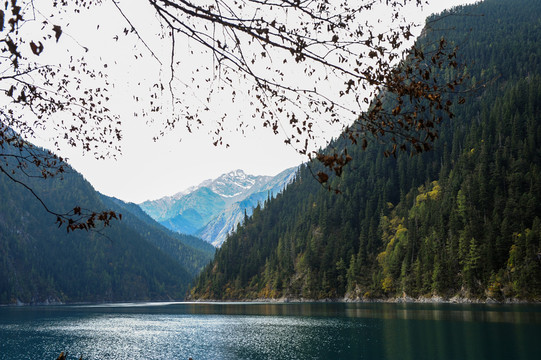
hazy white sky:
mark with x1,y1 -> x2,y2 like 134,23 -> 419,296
30,0 -> 479,203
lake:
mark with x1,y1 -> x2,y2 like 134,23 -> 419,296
0,302 -> 539,360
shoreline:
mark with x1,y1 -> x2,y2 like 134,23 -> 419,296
3,295 -> 540,307
187,294 -> 540,305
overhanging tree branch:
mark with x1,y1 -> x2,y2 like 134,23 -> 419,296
0,0 -> 122,232
133,0 -> 468,182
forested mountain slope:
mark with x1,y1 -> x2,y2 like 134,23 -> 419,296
190,0 -> 541,302
100,195 -> 215,277
0,153 -> 213,304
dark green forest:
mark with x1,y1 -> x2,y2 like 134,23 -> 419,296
0,156 -> 214,304
190,0 -> 541,302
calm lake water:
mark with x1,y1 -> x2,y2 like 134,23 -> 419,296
0,302 -> 539,360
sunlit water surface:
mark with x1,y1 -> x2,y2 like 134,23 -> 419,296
0,302 -> 539,359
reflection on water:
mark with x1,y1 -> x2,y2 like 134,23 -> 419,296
341,303 -> 541,323
75,301 -> 541,323
0,302 -> 540,360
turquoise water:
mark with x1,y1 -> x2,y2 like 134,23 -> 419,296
0,302 -> 539,359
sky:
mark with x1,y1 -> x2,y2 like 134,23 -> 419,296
28,0 -> 479,203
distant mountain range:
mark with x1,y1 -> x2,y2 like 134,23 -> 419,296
139,168 -> 297,247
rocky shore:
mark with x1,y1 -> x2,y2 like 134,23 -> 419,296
189,294 -> 539,304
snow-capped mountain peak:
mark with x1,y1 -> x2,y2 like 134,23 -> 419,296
203,169 -> 271,200
139,166 -> 298,247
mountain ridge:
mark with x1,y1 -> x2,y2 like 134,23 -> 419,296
139,167 -> 297,247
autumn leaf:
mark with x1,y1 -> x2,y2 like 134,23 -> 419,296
53,25 -> 62,42
30,41 -> 44,55
317,172 -> 329,183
